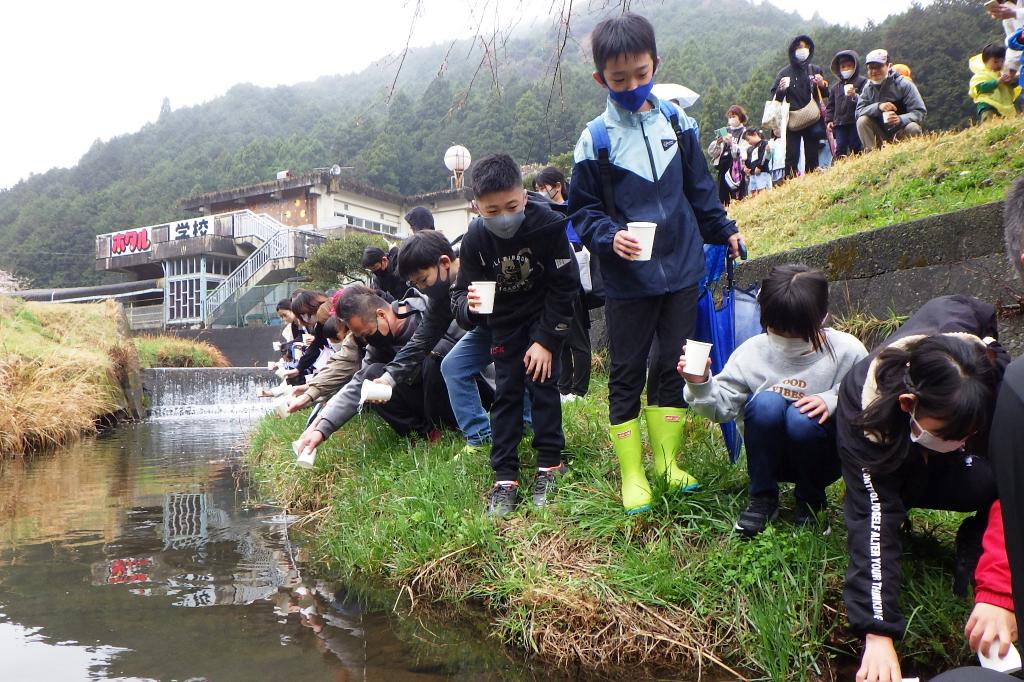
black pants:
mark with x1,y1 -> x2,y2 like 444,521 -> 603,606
490,325 -> 564,482
785,121 -> 824,177
370,356 -> 457,437
605,287 -> 698,425
558,294 -> 592,397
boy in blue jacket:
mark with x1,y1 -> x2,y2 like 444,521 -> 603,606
568,12 -> 744,514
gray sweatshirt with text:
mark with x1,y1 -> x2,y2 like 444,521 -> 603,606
684,328 -> 868,427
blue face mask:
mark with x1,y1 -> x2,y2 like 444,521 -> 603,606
608,78 -> 655,112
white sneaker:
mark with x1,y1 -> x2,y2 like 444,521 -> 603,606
560,394 -> 579,404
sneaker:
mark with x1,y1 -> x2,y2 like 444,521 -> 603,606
454,442 -> 490,461
734,495 -> 779,538
487,483 -> 519,518
559,393 -> 579,404
793,499 -> 831,536
531,463 -> 568,507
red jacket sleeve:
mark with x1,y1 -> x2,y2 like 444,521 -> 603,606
976,500 -> 1016,611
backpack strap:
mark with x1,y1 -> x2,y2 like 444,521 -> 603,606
658,100 -> 689,168
585,116 -> 619,222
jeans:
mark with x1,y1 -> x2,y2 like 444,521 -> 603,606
440,326 -> 531,446
832,122 -> 862,158
743,391 -> 840,503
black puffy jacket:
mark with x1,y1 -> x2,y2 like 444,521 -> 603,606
771,35 -> 826,109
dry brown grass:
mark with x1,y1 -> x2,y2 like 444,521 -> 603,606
729,117 -> 1024,256
0,299 -> 137,455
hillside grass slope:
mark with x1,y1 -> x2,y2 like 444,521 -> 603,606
731,117 -> 1024,256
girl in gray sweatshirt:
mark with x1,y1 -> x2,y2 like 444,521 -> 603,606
679,264 -> 867,537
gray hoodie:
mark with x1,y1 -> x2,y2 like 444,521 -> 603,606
855,70 -> 927,130
684,328 -> 868,428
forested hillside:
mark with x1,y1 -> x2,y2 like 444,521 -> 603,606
0,0 -> 1002,287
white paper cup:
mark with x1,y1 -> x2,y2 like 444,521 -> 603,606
844,84 -> 855,97
302,333 -> 315,345
273,341 -> 282,351
275,367 -> 289,380
267,361 -> 278,370
683,340 -> 713,375
627,222 -> 657,261
292,440 -> 317,469
471,281 -> 496,314
273,395 -> 290,418
360,380 -> 393,404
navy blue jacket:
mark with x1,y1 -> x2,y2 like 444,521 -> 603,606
568,96 -> 737,300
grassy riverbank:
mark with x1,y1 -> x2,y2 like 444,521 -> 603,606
248,375 -> 975,680
731,117 -> 1024,256
134,334 -> 229,368
0,298 -> 137,454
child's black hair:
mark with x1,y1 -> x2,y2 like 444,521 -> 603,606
983,43 -> 1008,63
853,335 -> 998,466
360,246 -> 387,269
323,315 -> 346,341
470,154 -> 522,199
397,230 -> 455,280
758,264 -> 831,354
742,128 -> 762,140
275,298 -> 292,312
533,166 -> 566,191
590,13 -> 657,75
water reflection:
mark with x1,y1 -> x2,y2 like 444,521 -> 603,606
0,416 -> 542,681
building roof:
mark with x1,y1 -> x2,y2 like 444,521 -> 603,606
180,169 -> 469,211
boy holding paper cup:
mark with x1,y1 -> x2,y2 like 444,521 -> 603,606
450,153 -> 579,518
567,12 -> 744,514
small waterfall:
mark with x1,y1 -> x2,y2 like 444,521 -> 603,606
143,368 -> 278,418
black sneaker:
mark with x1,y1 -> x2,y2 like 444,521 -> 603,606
531,463 -> 567,507
794,499 -> 831,536
487,483 -> 519,518
734,495 -> 779,538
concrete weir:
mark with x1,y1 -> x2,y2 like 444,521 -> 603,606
143,367 -> 278,418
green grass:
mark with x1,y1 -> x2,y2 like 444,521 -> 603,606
731,117 -> 1024,256
247,375 -> 976,680
133,335 -> 229,368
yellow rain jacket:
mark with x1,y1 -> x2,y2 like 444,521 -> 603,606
969,54 -> 1021,118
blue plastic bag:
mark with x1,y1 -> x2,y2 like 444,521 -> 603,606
694,245 -> 762,463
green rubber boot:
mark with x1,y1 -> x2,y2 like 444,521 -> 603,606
609,419 -> 653,515
643,406 -> 700,493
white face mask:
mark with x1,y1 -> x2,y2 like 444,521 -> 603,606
767,332 -> 815,356
728,116 -> 740,128
794,48 -> 810,63
909,409 -> 968,453
840,68 -> 855,79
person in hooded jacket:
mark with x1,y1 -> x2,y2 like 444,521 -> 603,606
856,49 -> 927,153
836,295 -> 1010,682
826,50 -> 868,159
771,35 -> 828,178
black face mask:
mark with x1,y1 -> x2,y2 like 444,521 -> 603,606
420,263 -> 451,299
365,316 -> 389,346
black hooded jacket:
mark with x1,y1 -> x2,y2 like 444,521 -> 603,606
451,198 -> 578,352
771,35 -> 826,109
836,295 -> 1009,639
826,50 -> 868,126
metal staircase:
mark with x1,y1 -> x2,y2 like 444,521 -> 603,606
204,214 -> 327,326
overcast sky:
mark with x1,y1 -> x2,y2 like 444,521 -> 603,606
0,0 -> 930,190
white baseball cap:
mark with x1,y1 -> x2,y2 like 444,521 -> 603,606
865,49 -> 889,65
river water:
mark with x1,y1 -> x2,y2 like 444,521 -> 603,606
0,401 -> 541,680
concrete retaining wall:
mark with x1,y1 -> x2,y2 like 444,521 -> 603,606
135,326 -> 281,368
590,202 -> 1024,354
